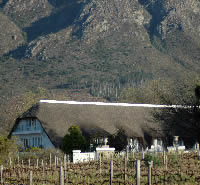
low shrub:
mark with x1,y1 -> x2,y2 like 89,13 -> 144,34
144,153 -> 160,166
0,136 -> 19,165
169,153 -> 178,165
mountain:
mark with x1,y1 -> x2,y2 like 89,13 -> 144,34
0,0 -> 200,101
0,12 -> 24,55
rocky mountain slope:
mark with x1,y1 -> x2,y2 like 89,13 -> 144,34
0,12 -> 24,55
0,0 -> 200,100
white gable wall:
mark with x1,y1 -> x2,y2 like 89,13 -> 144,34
12,119 -> 54,149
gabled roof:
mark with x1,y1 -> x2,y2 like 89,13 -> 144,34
11,100 -> 171,147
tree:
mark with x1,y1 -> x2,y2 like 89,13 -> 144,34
108,128 -> 128,152
62,125 -> 88,154
0,136 -> 18,164
0,87 -> 69,135
119,79 -> 176,104
119,74 -> 200,105
153,83 -> 200,148
119,73 -> 200,148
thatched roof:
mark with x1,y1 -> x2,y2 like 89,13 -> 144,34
12,100 -> 168,147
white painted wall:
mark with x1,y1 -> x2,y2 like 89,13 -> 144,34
12,119 -> 54,149
73,150 -> 96,163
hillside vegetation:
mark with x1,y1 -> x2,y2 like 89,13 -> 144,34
0,0 -> 200,131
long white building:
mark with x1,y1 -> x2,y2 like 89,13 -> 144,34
9,100 -> 184,149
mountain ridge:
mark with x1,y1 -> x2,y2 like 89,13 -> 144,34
0,0 -> 200,101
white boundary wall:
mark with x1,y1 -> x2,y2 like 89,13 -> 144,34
73,150 -> 95,163
73,147 -> 115,163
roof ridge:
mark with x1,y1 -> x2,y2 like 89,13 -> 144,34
39,100 -> 187,108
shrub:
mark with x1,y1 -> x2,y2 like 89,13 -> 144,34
62,125 -> 88,154
0,136 -> 18,165
108,128 -> 128,152
25,147 -> 43,152
19,147 -> 64,163
169,153 -> 178,165
144,153 -> 160,167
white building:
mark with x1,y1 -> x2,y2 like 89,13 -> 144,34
9,100 -> 173,149
12,118 -> 54,148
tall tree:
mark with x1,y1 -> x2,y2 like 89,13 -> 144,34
153,83 -> 200,148
62,125 -> 88,154
119,74 -> 200,148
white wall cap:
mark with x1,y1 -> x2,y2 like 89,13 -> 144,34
96,147 -> 115,151
167,146 -> 185,151
73,150 -> 81,153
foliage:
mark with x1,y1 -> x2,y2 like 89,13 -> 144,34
119,75 -> 199,105
62,125 -> 88,154
108,128 -> 128,152
119,80 -> 164,104
0,136 -> 18,164
144,153 -> 160,167
19,147 -> 63,162
0,87 -> 69,134
169,153 -> 178,165
119,79 -> 177,104
152,79 -> 200,147
25,147 -> 43,153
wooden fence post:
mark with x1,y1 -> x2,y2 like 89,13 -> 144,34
63,154 -> 66,179
126,146 -> 129,160
22,160 -> 24,168
42,161 -> 45,176
9,157 -> 12,167
42,162 -> 45,185
124,157 -> 127,183
148,161 -> 153,185
64,154 -> 66,170
67,155 -> 70,169
136,160 -> 140,185
57,157 -> 59,167
163,150 -> 166,165
132,150 -> 135,159
165,154 -> 168,170
55,156 -> 57,169
49,153 -> 52,168
110,160 -> 113,185
36,158 -> 39,168
30,170 -> 33,185
197,143 -> 200,151
59,166 -> 64,185
1,165 -> 3,184
142,148 -> 145,160
99,154 -> 102,175
17,155 -> 19,165
67,155 -> 70,163
29,158 -> 31,168
198,151 -> 200,160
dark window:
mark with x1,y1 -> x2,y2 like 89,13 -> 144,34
24,138 -> 28,148
38,138 -> 40,146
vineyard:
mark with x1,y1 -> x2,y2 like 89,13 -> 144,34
1,151 -> 200,184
